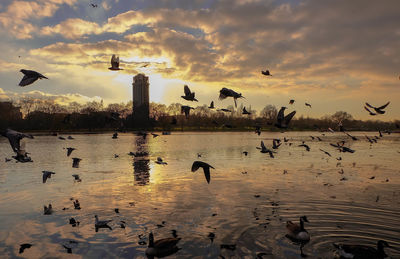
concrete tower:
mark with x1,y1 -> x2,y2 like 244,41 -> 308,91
132,73 -> 149,122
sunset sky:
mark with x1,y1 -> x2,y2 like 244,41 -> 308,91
0,0 -> 399,120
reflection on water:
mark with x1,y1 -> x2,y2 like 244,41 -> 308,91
0,131 -> 399,258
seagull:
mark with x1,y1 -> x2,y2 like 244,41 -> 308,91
181,85 -> 198,102
94,215 -> 112,230
90,3 -> 98,8
64,147 -> 76,157
289,99 -> 295,105
261,69 -> 272,76
18,69 -> 48,87
255,125 -> 261,135
62,245 -> 72,254
217,108 -> 232,113
305,103 -> 312,108
272,139 -> 281,149
299,143 -> 310,151
44,204 -> 53,215
72,174 -> 81,182
333,240 -> 390,259
257,141 -> 275,158
242,107 -> 251,115
59,136 -> 66,140
19,244 -> 32,254
344,132 -> 358,141
42,171 -> 55,183
275,107 -> 296,129
181,105 -> 194,119
319,149 -> 331,157
1,128 -> 33,153
219,87 -> 244,107
72,158 -> 81,168
191,161 -> 215,184
112,132 -> 118,139
155,157 -> 167,165
108,54 -> 123,70
243,151 -> 248,156
208,101 -> 215,109
67,136 -> 74,140
364,106 -> 377,116
365,101 -> 390,114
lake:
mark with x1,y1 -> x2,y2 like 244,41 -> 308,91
0,131 -> 399,258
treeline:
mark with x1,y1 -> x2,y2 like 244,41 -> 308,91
0,98 -> 398,132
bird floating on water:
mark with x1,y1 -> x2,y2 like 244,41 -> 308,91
333,240 -> 390,259
18,69 -> 48,87
286,216 -> 310,242
94,215 -> 112,231
191,161 -> 215,184
145,232 -> 181,258
72,158 -> 81,168
44,204 -> 53,215
19,244 -> 32,254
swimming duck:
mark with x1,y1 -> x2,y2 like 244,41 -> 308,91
333,240 -> 390,259
286,216 -> 310,242
145,232 -> 181,258
44,204 -> 53,215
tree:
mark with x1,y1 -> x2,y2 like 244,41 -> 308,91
331,111 -> 353,123
260,105 -> 277,122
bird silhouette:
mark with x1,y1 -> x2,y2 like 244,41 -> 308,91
305,103 -> 312,108
42,171 -> 55,183
191,161 -> 215,184
261,69 -> 272,76
365,102 -> 390,114
108,55 -> 123,70
208,101 -> 214,109
242,107 -> 251,115
275,107 -> 296,129
181,105 -> 194,118
219,87 -> 244,107
18,69 -> 48,87
181,85 -> 198,101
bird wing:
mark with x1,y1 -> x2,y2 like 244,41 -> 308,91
365,102 -> 375,109
184,85 -> 191,96
364,106 -> 375,114
19,75 -> 38,86
283,111 -> 296,125
377,101 -> 390,110
261,141 -> 266,150
276,107 -> 286,124
203,166 -> 211,184
286,221 -> 301,234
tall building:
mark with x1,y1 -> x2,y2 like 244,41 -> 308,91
132,73 -> 150,122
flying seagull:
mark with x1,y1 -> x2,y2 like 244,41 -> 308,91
181,85 -> 198,102
72,158 -> 81,168
289,99 -> 295,105
275,107 -> 296,129
191,161 -> 215,184
155,157 -> 167,165
365,102 -> 390,114
257,141 -> 275,158
19,244 -> 32,254
1,128 -> 33,153
364,106 -> 377,116
42,171 -> 55,183
108,55 -> 123,70
64,147 -> 76,157
272,139 -> 281,149
261,70 -> 272,76
305,103 -> 312,108
219,87 -> 244,107
242,107 -> 251,115
299,143 -> 310,151
72,174 -> 81,182
18,69 -> 48,87
181,105 -> 194,119
319,149 -> 331,157
90,3 -> 98,8
208,101 -> 215,109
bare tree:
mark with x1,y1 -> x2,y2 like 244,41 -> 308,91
260,105 -> 277,122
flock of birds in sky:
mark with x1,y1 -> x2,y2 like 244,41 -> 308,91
3,8 -> 397,256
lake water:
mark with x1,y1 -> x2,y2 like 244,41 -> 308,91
0,131 -> 399,258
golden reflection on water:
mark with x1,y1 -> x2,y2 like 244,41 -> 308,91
0,132 -> 399,258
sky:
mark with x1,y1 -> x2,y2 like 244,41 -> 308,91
0,0 -> 399,120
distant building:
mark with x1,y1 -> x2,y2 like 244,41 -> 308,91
132,73 -> 149,123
